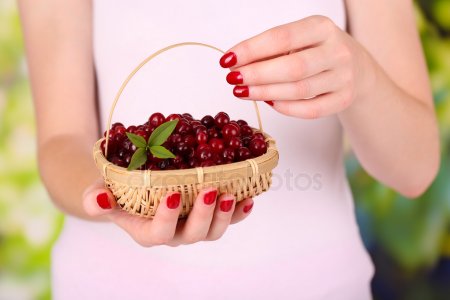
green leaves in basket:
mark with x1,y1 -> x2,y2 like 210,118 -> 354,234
126,132 -> 147,148
126,119 -> 178,171
150,145 -> 176,159
148,119 -> 179,146
127,148 -> 147,171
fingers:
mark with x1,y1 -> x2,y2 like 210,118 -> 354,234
205,194 -> 236,241
229,46 -> 333,86
179,188 -> 218,244
82,179 -> 117,217
231,198 -> 254,224
108,192 -> 182,247
272,90 -> 353,119
234,71 -> 341,101
221,16 -> 335,68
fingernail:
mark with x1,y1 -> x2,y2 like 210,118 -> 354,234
203,190 -> 218,205
167,193 -> 181,209
96,192 -> 111,209
264,101 -> 274,107
220,199 -> 234,212
220,52 -> 237,68
226,71 -> 243,85
233,86 -> 249,98
243,202 -> 253,213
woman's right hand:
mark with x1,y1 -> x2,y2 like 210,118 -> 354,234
82,180 -> 254,247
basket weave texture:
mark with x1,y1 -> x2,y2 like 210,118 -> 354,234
92,42 -> 279,218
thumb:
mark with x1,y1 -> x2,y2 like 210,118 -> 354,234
82,179 -> 117,217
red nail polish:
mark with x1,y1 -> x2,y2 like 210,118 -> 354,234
233,86 -> 249,98
243,202 -> 253,213
203,190 -> 218,205
220,52 -> 237,68
167,193 -> 181,209
96,192 -> 111,209
226,71 -> 243,85
265,101 -> 274,107
220,199 -> 234,212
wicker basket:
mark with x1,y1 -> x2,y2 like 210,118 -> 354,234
93,42 -> 279,218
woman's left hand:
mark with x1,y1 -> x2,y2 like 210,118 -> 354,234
220,15 -> 376,119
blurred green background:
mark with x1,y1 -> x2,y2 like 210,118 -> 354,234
0,0 -> 449,299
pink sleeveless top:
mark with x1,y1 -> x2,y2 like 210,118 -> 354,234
51,1 -> 374,299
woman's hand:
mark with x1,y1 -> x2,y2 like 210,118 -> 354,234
82,180 -> 254,247
220,15 -> 376,119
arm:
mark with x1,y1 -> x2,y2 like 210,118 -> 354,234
220,0 -> 439,198
19,0 -> 100,219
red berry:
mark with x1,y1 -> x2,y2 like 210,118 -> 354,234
214,112 -> 230,128
183,135 -> 196,147
222,123 -> 240,140
194,125 -> 208,135
227,137 -> 242,149
209,138 -> 224,154
112,122 -> 124,129
249,139 -> 267,157
176,121 -> 193,135
115,125 -> 126,135
252,132 -> 265,141
196,131 -> 208,145
201,115 -> 215,128
100,140 -> 106,155
149,112 -> 165,128
174,142 -> 190,156
207,128 -> 220,138
240,125 -> 253,137
188,158 -> 200,168
236,119 -> 248,126
196,146 -> 213,162
190,120 -> 202,130
135,130 -> 148,140
112,156 -> 127,168
170,133 -> 183,145
237,147 -> 252,160
123,139 -> 137,154
127,125 -> 137,133
222,148 -> 236,162
213,153 -> 225,165
166,113 -> 182,122
182,113 -> 194,120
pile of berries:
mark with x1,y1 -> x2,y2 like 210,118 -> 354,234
101,112 -> 268,170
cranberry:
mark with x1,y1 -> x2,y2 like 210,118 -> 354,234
170,133 -> 183,145
213,154 -> 224,165
149,112 -> 165,128
113,132 -> 125,145
249,139 -> 267,157
182,113 -> 193,120
100,140 -> 106,155
197,143 -> 210,152
237,147 -> 252,160
158,159 -> 171,170
111,156 -> 127,168
222,148 -> 236,162
115,125 -> 126,135
135,130 -> 148,140
240,125 -> 253,137
179,163 -> 189,169
188,158 -> 199,168
209,138 -> 224,154
123,139 -> 137,153
208,128 -> 220,138
196,131 -> 208,145
124,153 -> 132,165
222,123 -> 240,140
227,137 -> 242,149
176,121 -> 193,135
201,115 -> 215,128
112,122 -> 124,129
194,125 -> 208,135
190,120 -> 202,129
146,162 -> 160,170
214,112 -> 230,128
183,135 -> 196,147
237,119 -> 248,126
252,132 -> 265,141
196,146 -> 213,161
175,142 -> 190,156
127,125 -> 137,133
166,113 -> 182,122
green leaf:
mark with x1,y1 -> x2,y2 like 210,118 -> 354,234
127,148 -> 147,171
148,120 -> 179,146
126,132 -> 147,148
150,145 -> 176,159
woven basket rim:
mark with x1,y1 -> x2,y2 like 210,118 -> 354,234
93,131 -> 279,187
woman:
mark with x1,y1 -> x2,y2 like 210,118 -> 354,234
19,0 -> 439,299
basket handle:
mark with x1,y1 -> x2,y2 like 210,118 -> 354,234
105,42 -> 263,156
